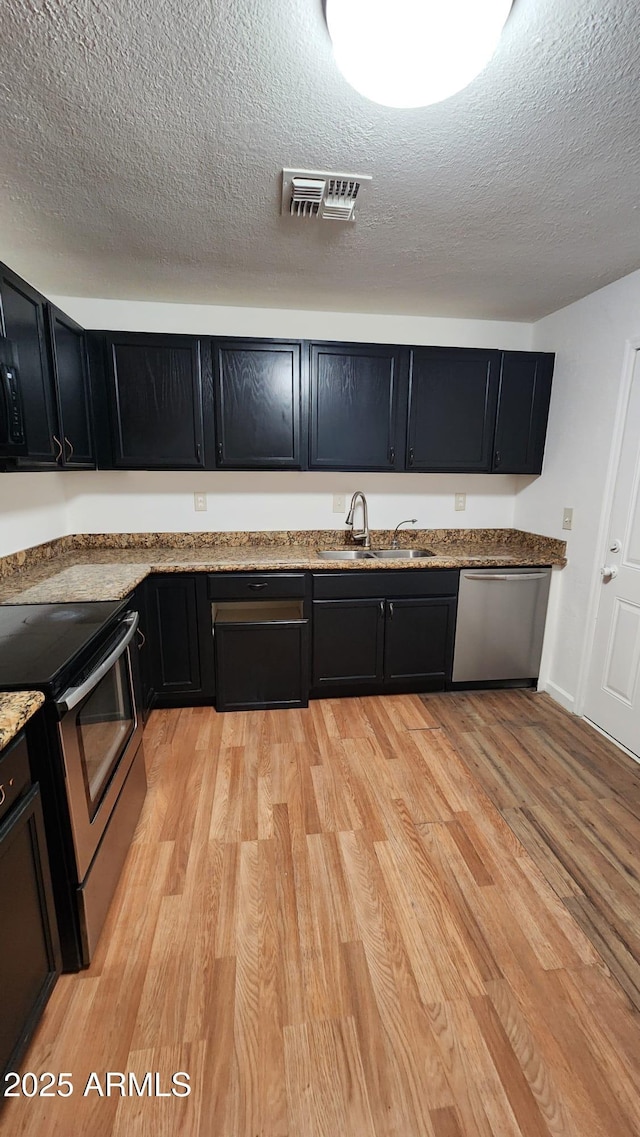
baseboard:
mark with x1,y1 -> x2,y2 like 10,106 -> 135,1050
539,680 -> 576,714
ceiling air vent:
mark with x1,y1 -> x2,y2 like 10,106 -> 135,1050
282,169 -> 372,223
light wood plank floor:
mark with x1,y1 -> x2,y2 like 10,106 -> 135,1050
3,692 -> 640,1136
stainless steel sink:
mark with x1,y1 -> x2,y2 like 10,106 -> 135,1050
316,549 -> 376,560
372,548 -> 435,559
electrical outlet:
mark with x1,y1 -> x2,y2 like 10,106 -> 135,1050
333,494 -> 346,514
194,492 -> 207,512
562,507 -> 573,531
454,493 -> 466,512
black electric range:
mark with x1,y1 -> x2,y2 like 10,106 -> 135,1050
0,596 -> 146,972
0,599 -> 129,698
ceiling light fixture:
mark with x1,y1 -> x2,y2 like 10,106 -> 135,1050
325,0 -> 514,109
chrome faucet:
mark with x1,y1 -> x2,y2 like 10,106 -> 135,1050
391,518 -> 417,548
346,491 -> 370,548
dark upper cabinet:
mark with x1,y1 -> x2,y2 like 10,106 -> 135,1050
309,342 -> 406,470
0,266 -> 94,469
407,347 -> 501,471
0,266 -> 59,466
103,333 -> 208,469
47,305 -> 94,467
493,352 -> 554,474
213,339 -> 303,468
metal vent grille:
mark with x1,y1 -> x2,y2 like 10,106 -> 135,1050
282,169 -> 372,223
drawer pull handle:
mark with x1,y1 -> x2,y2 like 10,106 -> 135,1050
249,583 -> 268,590
0,785 -> 4,806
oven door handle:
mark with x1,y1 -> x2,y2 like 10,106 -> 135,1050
55,611 -> 139,713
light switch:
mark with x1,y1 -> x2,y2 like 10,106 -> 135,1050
455,493 -> 466,511
562,507 -> 573,530
333,494 -> 346,513
194,493 -> 207,512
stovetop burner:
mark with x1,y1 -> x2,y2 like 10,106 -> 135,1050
0,600 -> 129,695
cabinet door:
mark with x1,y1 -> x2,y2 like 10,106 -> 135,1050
312,598 -> 385,686
146,575 -> 213,698
0,782 -> 60,1082
105,333 -> 206,468
215,620 -> 309,710
47,305 -> 94,468
0,266 -> 59,466
213,339 -> 302,468
493,352 -> 554,474
309,342 -> 404,470
407,347 -> 500,471
384,597 -> 456,688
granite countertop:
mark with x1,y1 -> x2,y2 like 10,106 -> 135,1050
0,529 -> 566,605
0,690 -> 45,750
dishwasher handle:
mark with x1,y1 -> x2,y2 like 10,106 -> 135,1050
462,572 -> 549,582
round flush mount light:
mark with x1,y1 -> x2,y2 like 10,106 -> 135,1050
325,0 -> 514,109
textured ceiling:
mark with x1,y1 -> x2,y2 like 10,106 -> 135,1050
1,0 -> 640,320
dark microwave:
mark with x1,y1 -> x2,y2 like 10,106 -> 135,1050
0,336 -> 27,457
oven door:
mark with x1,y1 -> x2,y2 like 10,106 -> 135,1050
55,610 -> 143,883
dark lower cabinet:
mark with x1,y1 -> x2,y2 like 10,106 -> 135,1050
209,573 -> 309,710
312,599 -> 385,687
383,597 -> 456,687
214,619 -> 309,710
146,575 -> 214,704
0,732 -> 60,1084
312,572 -> 458,696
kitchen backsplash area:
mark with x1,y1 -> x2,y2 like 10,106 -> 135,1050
0,468 -> 526,560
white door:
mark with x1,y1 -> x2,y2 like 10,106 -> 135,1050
584,349 -> 640,757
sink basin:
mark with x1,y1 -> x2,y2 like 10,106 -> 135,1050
317,549 -> 375,560
372,548 -> 435,559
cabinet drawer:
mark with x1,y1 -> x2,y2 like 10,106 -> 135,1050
208,573 -> 307,600
312,570 -> 458,600
0,733 -> 31,825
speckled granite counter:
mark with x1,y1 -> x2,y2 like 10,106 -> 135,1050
0,529 -> 566,605
0,691 -> 45,749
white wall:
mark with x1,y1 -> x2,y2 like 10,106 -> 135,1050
64,470 -> 520,535
0,472 -> 68,557
49,297 -> 534,351
515,267 -> 640,709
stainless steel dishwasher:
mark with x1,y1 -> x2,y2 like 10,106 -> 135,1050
452,566 -> 552,684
